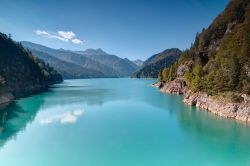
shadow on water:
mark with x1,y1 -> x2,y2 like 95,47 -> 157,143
0,95 -> 45,149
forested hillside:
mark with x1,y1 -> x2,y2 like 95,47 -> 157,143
158,0 -> 250,97
0,33 -> 62,98
132,48 -> 181,78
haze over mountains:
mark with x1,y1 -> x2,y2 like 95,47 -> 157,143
21,41 -> 139,79
133,59 -> 144,67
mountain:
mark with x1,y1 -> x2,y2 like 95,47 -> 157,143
75,49 -> 139,77
21,42 -> 139,78
0,32 -> 62,102
155,0 -> 250,121
133,59 -> 144,67
159,0 -> 250,96
131,48 -> 182,78
27,49 -> 104,79
21,41 -> 115,78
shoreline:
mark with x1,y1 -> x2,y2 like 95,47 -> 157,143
150,81 -> 250,123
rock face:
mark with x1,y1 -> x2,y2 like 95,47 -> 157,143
152,80 -> 250,122
160,78 -> 187,95
184,91 -> 250,122
0,93 -> 14,105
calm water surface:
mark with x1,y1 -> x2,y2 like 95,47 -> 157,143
0,78 -> 250,166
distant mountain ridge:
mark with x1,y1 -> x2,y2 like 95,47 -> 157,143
133,59 -> 144,67
132,48 -> 182,78
75,49 -> 138,77
21,41 -> 139,79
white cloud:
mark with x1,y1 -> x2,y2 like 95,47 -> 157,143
35,30 -> 68,42
35,29 -> 84,45
58,31 -> 75,40
72,38 -> 83,45
35,30 -> 50,36
49,35 -> 69,42
40,109 -> 85,125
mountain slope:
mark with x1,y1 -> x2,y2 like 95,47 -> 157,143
159,0 -> 250,96
22,42 -> 138,78
21,41 -> 118,78
132,48 -> 182,78
30,49 -> 104,79
154,0 -> 250,122
75,49 -> 139,77
133,59 -> 144,67
0,33 -> 62,100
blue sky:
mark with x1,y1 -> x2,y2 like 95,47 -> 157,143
0,0 -> 229,60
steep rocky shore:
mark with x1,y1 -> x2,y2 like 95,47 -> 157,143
151,80 -> 250,122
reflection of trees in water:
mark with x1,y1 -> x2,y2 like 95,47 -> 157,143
0,96 -> 44,149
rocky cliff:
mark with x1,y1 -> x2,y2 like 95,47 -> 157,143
151,62 -> 250,122
152,0 -> 250,122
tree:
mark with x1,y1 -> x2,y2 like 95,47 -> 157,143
158,69 -> 163,82
162,68 -> 169,82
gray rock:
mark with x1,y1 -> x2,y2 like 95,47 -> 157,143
0,93 -> 14,105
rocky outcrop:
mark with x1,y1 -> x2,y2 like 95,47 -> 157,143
176,62 -> 192,77
152,80 -> 250,122
160,78 -> 187,95
0,93 -> 14,105
184,91 -> 250,122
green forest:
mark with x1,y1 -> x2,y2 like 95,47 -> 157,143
158,0 -> 250,96
0,32 -> 62,97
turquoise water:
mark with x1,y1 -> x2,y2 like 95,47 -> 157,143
0,78 -> 250,166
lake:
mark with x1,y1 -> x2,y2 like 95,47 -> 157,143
0,78 -> 250,166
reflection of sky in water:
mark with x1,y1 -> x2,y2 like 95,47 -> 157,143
0,78 -> 250,166
40,109 -> 84,125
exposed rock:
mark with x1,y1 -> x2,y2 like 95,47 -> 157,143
225,21 -> 237,35
0,93 -> 14,105
150,82 -> 164,88
176,63 -> 191,77
160,78 -> 187,95
154,80 -> 250,122
184,91 -> 250,122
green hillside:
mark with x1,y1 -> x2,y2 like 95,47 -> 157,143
0,33 -> 62,97
159,0 -> 250,96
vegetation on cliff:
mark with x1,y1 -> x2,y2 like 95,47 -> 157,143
0,32 -> 62,98
158,0 -> 250,96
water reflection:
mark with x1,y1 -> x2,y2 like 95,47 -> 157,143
0,78 -> 250,163
0,95 -> 45,148
39,109 -> 85,125
174,103 -> 250,161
